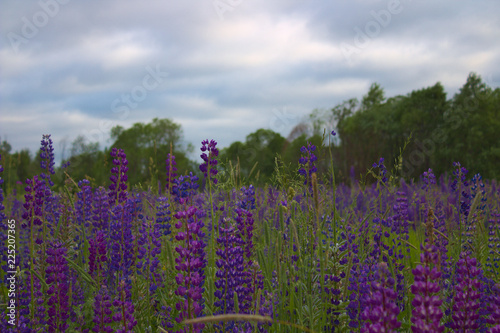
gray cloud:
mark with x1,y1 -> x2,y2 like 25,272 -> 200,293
1,0 -> 499,164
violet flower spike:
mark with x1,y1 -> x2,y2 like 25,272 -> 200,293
199,139 -> 219,185
372,157 -> 388,184
410,244 -> 444,332
360,262 -> 401,332
88,230 -> 107,284
108,148 -> 129,206
173,205 -> 207,332
109,201 -> 135,281
448,254 -> 482,331
39,134 -> 56,186
92,285 -> 114,333
112,279 -> 137,333
46,241 -> 70,332
298,142 -> 317,185
166,153 -> 178,191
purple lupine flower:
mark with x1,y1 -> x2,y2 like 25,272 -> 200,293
108,148 -> 129,206
21,176 -> 45,230
68,272 -> 87,330
160,306 -> 175,331
76,179 -> 93,231
258,291 -> 275,331
487,284 -> 500,329
92,286 -> 114,333
46,241 -> 70,332
368,218 -> 385,263
42,187 -> 60,231
173,205 -> 207,332
410,244 -> 444,332
391,191 -> 410,307
155,196 -> 172,237
486,211 -> 500,277
166,153 -> 178,192
39,134 -> 56,187
360,262 -> 401,332
112,279 -> 137,333
426,207 -> 449,283
136,216 -> 163,293
451,162 -> 471,221
249,261 -> 267,332
109,201 -> 135,282
448,254 -> 482,331
88,230 -> 107,283
172,172 -> 199,204
214,223 -> 246,330
237,185 -> 256,211
235,207 -> 255,264
342,225 -> 362,327
372,157 -> 388,184
199,139 -> 218,185
451,162 -> 469,191
324,271 -> 343,331
471,173 -> 487,212
347,263 -> 374,329
298,142 -> 317,185
91,186 -> 110,232
421,168 -> 437,191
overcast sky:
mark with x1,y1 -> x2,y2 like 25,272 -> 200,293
1,0 -> 499,163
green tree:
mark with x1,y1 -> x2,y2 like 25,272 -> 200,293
245,129 -> 286,180
109,118 -> 193,189
361,82 -> 385,111
61,135 -> 105,186
332,81 -> 449,180
219,129 -> 286,183
396,82 -> 448,177
435,73 -> 500,178
0,141 -> 35,194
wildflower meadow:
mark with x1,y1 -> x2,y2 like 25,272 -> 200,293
1,132 -> 500,333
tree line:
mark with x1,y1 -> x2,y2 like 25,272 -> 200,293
1,72 -> 498,193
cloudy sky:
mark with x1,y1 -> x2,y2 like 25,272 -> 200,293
1,0 -> 499,163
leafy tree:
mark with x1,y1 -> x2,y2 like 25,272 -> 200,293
0,140 -> 12,154
396,82 -> 448,177
109,118 -> 193,189
325,73 -> 499,182
61,135 -> 105,186
0,141 -> 35,194
15,149 -> 34,187
219,129 -> 286,183
244,129 -> 286,180
361,82 -> 385,111
435,73 -> 500,178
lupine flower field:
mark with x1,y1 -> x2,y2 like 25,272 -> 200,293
2,133 -> 500,333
